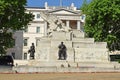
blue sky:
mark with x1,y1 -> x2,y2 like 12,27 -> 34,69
27,0 -> 90,8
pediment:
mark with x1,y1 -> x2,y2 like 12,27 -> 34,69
49,9 -> 79,15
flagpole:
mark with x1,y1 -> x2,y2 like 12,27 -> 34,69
60,0 -> 62,6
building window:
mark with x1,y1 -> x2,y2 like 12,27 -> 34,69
24,39 -> 28,46
36,14 -> 40,19
24,53 -> 27,60
36,27 -> 40,33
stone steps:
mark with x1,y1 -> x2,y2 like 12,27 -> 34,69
27,60 -> 118,68
13,64 -> 120,73
12,60 -> 120,73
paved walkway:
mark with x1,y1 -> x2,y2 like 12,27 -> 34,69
0,73 -> 120,80
0,66 -> 12,73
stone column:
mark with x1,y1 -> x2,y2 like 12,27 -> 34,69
77,20 -> 81,30
66,20 -> 70,28
44,21 -> 47,36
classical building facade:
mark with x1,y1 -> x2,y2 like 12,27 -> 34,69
7,2 -> 85,60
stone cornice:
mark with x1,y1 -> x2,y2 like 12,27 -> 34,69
58,15 -> 81,20
48,8 -> 81,14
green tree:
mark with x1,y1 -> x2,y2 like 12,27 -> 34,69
0,0 -> 33,55
81,0 -> 120,51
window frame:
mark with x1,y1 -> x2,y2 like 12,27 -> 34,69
24,52 -> 27,60
36,14 -> 40,19
36,26 -> 40,33
23,38 -> 28,46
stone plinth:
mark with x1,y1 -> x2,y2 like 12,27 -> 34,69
75,48 -> 109,62
52,31 -> 72,40
35,30 -> 109,67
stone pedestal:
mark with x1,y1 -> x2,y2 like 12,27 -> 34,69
35,30 -> 109,66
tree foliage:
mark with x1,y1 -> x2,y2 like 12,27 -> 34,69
0,0 -> 33,55
81,0 -> 120,51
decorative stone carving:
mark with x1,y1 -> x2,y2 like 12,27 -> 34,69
40,11 -> 71,36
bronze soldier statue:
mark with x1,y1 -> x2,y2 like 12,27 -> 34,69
28,43 -> 35,59
58,42 -> 67,60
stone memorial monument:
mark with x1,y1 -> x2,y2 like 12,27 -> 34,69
32,11 -> 109,67
13,4 -> 120,73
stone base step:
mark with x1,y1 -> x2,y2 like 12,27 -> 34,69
13,60 -> 120,73
13,65 -> 120,73
14,60 -> 120,69
27,60 -> 120,69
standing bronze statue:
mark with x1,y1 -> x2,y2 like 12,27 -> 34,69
28,43 -> 35,59
58,42 -> 67,60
